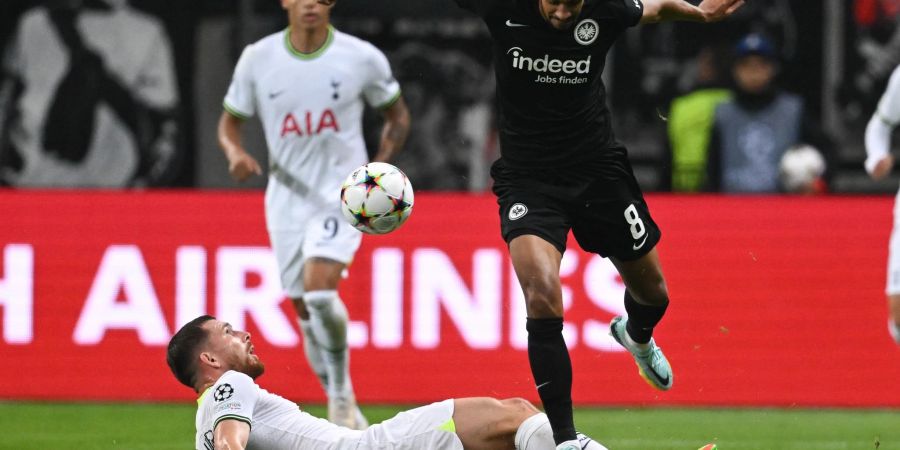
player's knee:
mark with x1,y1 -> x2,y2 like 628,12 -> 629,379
490,398 -> 537,435
520,278 -> 563,316
500,397 -> 539,418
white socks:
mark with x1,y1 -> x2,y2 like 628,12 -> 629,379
515,413 -> 608,450
304,290 -> 352,398
515,413 -> 555,450
297,317 -> 329,391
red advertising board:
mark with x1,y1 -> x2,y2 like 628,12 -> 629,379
0,191 -> 898,407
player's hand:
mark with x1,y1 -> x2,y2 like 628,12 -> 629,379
698,0 -> 745,22
228,151 -> 262,182
871,155 -> 895,180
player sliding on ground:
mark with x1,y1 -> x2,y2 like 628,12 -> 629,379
167,315 -> 611,450
446,0 -> 744,449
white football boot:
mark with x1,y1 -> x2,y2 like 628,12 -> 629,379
577,432 -> 610,450
609,316 -> 673,391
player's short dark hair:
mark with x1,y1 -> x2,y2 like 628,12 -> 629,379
166,315 -> 215,390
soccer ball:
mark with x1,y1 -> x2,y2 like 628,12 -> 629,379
340,162 -> 414,234
778,144 -> 826,194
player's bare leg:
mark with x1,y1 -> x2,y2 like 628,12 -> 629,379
452,397 -> 607,450
609,248 -> 674,390
611,248 -> 669,308
889,294 -> 900,345
302,257 -> 367,429
508,235 -> 576,446
453,397 -> 534,450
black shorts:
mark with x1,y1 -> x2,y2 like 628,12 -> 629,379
491,154 -> 661,260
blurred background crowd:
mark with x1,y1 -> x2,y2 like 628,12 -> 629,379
0,0 -> 897,193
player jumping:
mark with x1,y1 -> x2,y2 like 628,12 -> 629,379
449,0 -> 744,448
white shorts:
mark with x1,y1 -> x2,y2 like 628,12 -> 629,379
269,210 -> 362,298
889,191 -> 900,295
352,399 -> 463,450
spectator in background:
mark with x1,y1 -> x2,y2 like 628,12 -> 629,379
667,46 -> 731,192
0,0 -> 179,187
864,63 -> 900,345
389,43 -> 496,191
706,32 -> 833,193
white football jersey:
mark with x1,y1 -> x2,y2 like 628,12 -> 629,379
224,26 -> 401,231
195,370 -> 361,450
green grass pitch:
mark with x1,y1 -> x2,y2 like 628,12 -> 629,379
1,402 -> 895,449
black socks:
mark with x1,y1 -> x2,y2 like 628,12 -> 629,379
624,290 -> 668,344
526,317 -> 576,444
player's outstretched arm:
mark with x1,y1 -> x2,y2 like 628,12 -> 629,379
217,111 -> 262,182
372,97 -> 411,163
640,0 -> 744,24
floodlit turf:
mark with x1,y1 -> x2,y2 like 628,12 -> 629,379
0,402 -> 896,449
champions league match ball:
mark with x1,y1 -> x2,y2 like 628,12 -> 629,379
340,162 -> 414,235
778,144 -> 826,194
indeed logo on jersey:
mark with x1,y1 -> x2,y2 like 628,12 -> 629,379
507,47 -> 590,85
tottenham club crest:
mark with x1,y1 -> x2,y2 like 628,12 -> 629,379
509,203 -> 528,221
213,383 -> 234,402
574,19 -> 599,45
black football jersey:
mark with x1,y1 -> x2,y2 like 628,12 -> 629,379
454,0 -> 643,170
